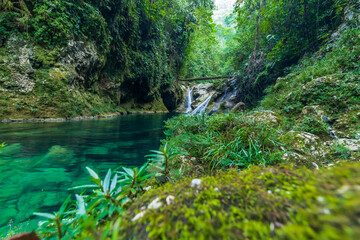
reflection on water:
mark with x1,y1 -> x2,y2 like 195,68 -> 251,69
0,113 -> 174,234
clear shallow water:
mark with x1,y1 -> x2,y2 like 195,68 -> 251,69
0,113 -> 174,234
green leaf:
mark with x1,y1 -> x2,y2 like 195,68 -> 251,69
34,212 -> 56,219
103,169 -> 111,193
59,196 -> 71,216
138,162 -> 148,177
122,167 -> 135,177
86,167 -> 99,180
86,167 -> 102,186
110,174 -> 118,193
91,177 -> 102,187
75,194 -> 86,217
115,186 -> 122,195
68,184 -> 99,190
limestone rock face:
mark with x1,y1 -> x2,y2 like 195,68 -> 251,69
248,110 -> 281,125
337,139 -> 360,152
281,131 -> 331,167
1,35 -> 106,94
2,34 -> 36,93
192,83 -> 215,107
282,131 -> 326,157
60,40 -> 106,86
301,105 -> 326,121
331,6 -> 360,42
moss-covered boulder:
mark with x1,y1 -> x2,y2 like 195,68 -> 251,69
337,138 -> 360,151
333,106 -> 360,138
300,105 -> 327,121
40,145 -> 75,164
231,102 -> 246,112
119,163 -> 360,239
280,131 -> 331,167
247,110 -> 281,125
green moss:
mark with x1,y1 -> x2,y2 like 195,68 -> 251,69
33,46 -> 60,68
294,115 -> 329,139
119,162 -> 360,239
261,28 -> 360,117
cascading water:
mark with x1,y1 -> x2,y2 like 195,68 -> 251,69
210,80 -> 238,113
185,87 -> 193,113
191,94 -> 213,115
211,87 -> 228,112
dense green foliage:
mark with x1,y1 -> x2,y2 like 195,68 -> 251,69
178,6 -> 222,78
2,0 -> 360,239
163,113 -> 285,176
230,0 -> 353,105
261,27 -> 360,118
0,0 -> 216,119
33,162 -> 153,239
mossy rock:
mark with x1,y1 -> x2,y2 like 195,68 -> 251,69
119,163 -> 360,239
300,76 -> 360,114
333,106 -> 360,138
280,131 -> 331,167
293,114 -> 330,140
33,46 -> 59,68
300,105 -> 327,121
247,110 -> 281,125
231,102 -> 246,112
40,145 -> 76,164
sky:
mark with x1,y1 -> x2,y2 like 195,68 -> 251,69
214,0 -> 237,10
213,0 -> 236,26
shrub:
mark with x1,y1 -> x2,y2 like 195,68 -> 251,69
163,113 -> 285,176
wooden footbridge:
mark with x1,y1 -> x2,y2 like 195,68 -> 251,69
177,76 -> 233,82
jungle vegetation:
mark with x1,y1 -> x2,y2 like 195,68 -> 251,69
1,0 -> 360,239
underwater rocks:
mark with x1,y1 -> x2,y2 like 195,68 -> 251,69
40,145 -> 75,164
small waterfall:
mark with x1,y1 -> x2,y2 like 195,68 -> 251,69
211,85 -> 238,113
212,87 -> 228,112
191,94 -> 213,115
185,87 -> 193,113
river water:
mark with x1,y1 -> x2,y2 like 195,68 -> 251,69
0,113 -> 174,235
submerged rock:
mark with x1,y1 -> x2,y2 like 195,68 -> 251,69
40,145 -> 75,163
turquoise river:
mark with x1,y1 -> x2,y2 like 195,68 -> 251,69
0,113 -> 175,236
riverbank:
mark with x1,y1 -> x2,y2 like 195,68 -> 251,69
0,110 -> 170,123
